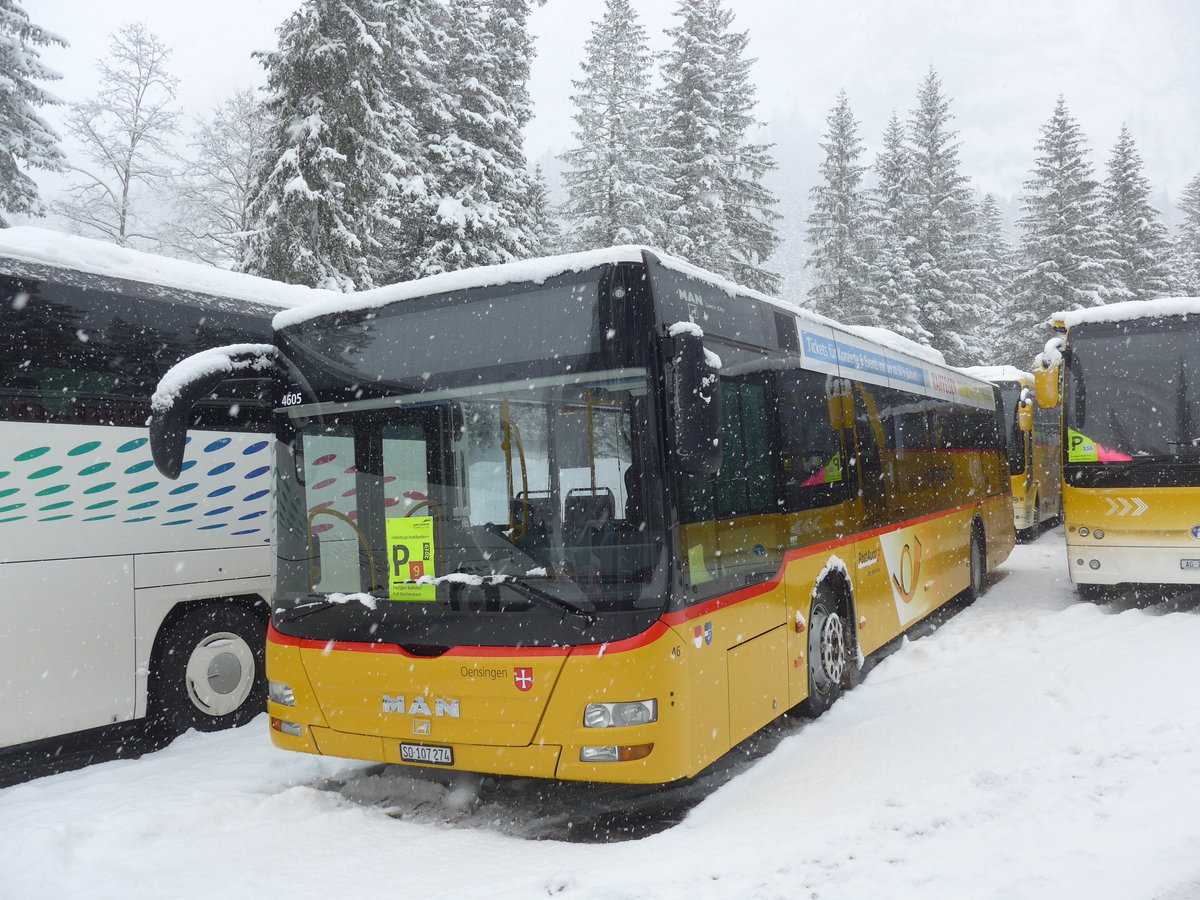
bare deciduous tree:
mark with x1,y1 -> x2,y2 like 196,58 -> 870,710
55,22 -> 179,247
161,89 -> 274,267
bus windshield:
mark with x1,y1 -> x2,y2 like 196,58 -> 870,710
1065,317 -> 1200,462
274,370 -> 667,647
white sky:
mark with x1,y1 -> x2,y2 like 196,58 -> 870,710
25,0 -> 1200,205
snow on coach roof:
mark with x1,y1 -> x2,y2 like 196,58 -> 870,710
0,226 -> 320,309
958,365 -> 1033,384
1052,296 -> 1200,329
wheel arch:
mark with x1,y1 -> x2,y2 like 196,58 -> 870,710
810,555 -> 858,650
145,593 -> 269,712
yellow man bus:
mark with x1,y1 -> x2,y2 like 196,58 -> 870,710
1036,298 -> 1200,600
152,248 -> 1014,784
962,366 -> 1062,540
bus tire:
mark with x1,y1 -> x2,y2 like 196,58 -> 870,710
149,602 -> 268,738
1017,495 -> 1040,543
1076,583 -> 1113,604
799,587 -> 854,718
968,527 -> 987,600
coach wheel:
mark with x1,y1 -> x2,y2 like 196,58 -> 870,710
150,603 -> 267,737
1076,583 -> 1113,604
968,529 -> 987,600
1018,495 -> 1040,543
800,588 -> 852,718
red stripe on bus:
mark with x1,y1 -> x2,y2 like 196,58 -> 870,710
268,495 -> 1008,659
661,497 -> 1004,626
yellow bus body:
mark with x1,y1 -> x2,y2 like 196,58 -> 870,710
962,367 -> 1061,535
1063,484 -> 1200,585
268,494 -> 1012,783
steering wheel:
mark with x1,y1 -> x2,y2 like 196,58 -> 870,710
306,507 -> 381,589
404,499 -> 441,517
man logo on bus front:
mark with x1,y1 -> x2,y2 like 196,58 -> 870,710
514,667 -> 534,692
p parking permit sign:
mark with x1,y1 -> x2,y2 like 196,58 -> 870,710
387,516 -> 436,601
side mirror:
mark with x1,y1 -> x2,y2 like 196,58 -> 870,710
826,377 -> 853,431
1034,363 -> 1059,409
150,344 -> 279,479
667,326 -> 723,475
1033,337 -> 1062,409
1017,391 -> 1034,433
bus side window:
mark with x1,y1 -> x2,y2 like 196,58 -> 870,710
852,385 -> 883,487
775,368 -> 848,511
677,373 -> 777,523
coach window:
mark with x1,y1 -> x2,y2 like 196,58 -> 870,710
0,278 -> 155,426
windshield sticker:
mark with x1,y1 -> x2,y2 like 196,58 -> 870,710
387,516 -> 436,601
1066,429 -> 1132,463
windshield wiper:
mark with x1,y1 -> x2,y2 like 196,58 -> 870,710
276,592 -> 383,623
502,576 -> 597,627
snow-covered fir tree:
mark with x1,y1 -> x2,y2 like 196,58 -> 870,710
1102,124 -> 1173,301
242,0 -> 404,290
1011,97 -> 1121,358
656,0 -> 780,293
525,165 -> 562,253
900,70 -> 983,362
55,23 -> 179,247
805,91 -> 872,321
482,0 -> 544,257
403,0 -> 543,276
865,112 -> 926,342
971,193 -> 1018,363
0,0 -> 65,226
1175,172 -> 1200,296
163,89 -> 275,267
559,0 -> 667,250
372,0 -> 453,284
715,4 -> 781,293
405,0 -> 522,275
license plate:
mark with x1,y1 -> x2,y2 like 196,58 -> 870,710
1182,559 -> 1200,570
400,743 -> 454,766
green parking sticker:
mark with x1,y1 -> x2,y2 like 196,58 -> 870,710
1066,429 -> 1098,462
387,516 -> 436,601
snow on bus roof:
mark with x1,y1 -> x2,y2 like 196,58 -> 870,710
271,243 -> 975,388
0,226 -> 319,309
958,365 -> 1033,384
842,325 -> 946,366
272,245 -> 649,329
1053,297 -> 1200,328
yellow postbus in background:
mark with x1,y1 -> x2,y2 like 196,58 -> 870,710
962,366 -> 1062,540
152,248 -> 1015,784
1036,298 -> 1200,600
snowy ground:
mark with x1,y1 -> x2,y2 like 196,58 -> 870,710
4,527 -> 1200,900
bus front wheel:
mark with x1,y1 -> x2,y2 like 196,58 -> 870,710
150,603 -> 268,738
799,588 -> 854,718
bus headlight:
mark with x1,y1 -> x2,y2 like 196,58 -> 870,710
580,744 -> 654,762
583,699 -> 657,728
269,681 -> 295,707
270,717 -> 303,737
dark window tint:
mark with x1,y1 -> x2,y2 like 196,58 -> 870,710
0,274 -> 272,429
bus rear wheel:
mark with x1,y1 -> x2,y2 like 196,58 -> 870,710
150,603 -> 267,738
799,589 -> 853,718
968,530 -> 987,600
1017,495 -> 1040,542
